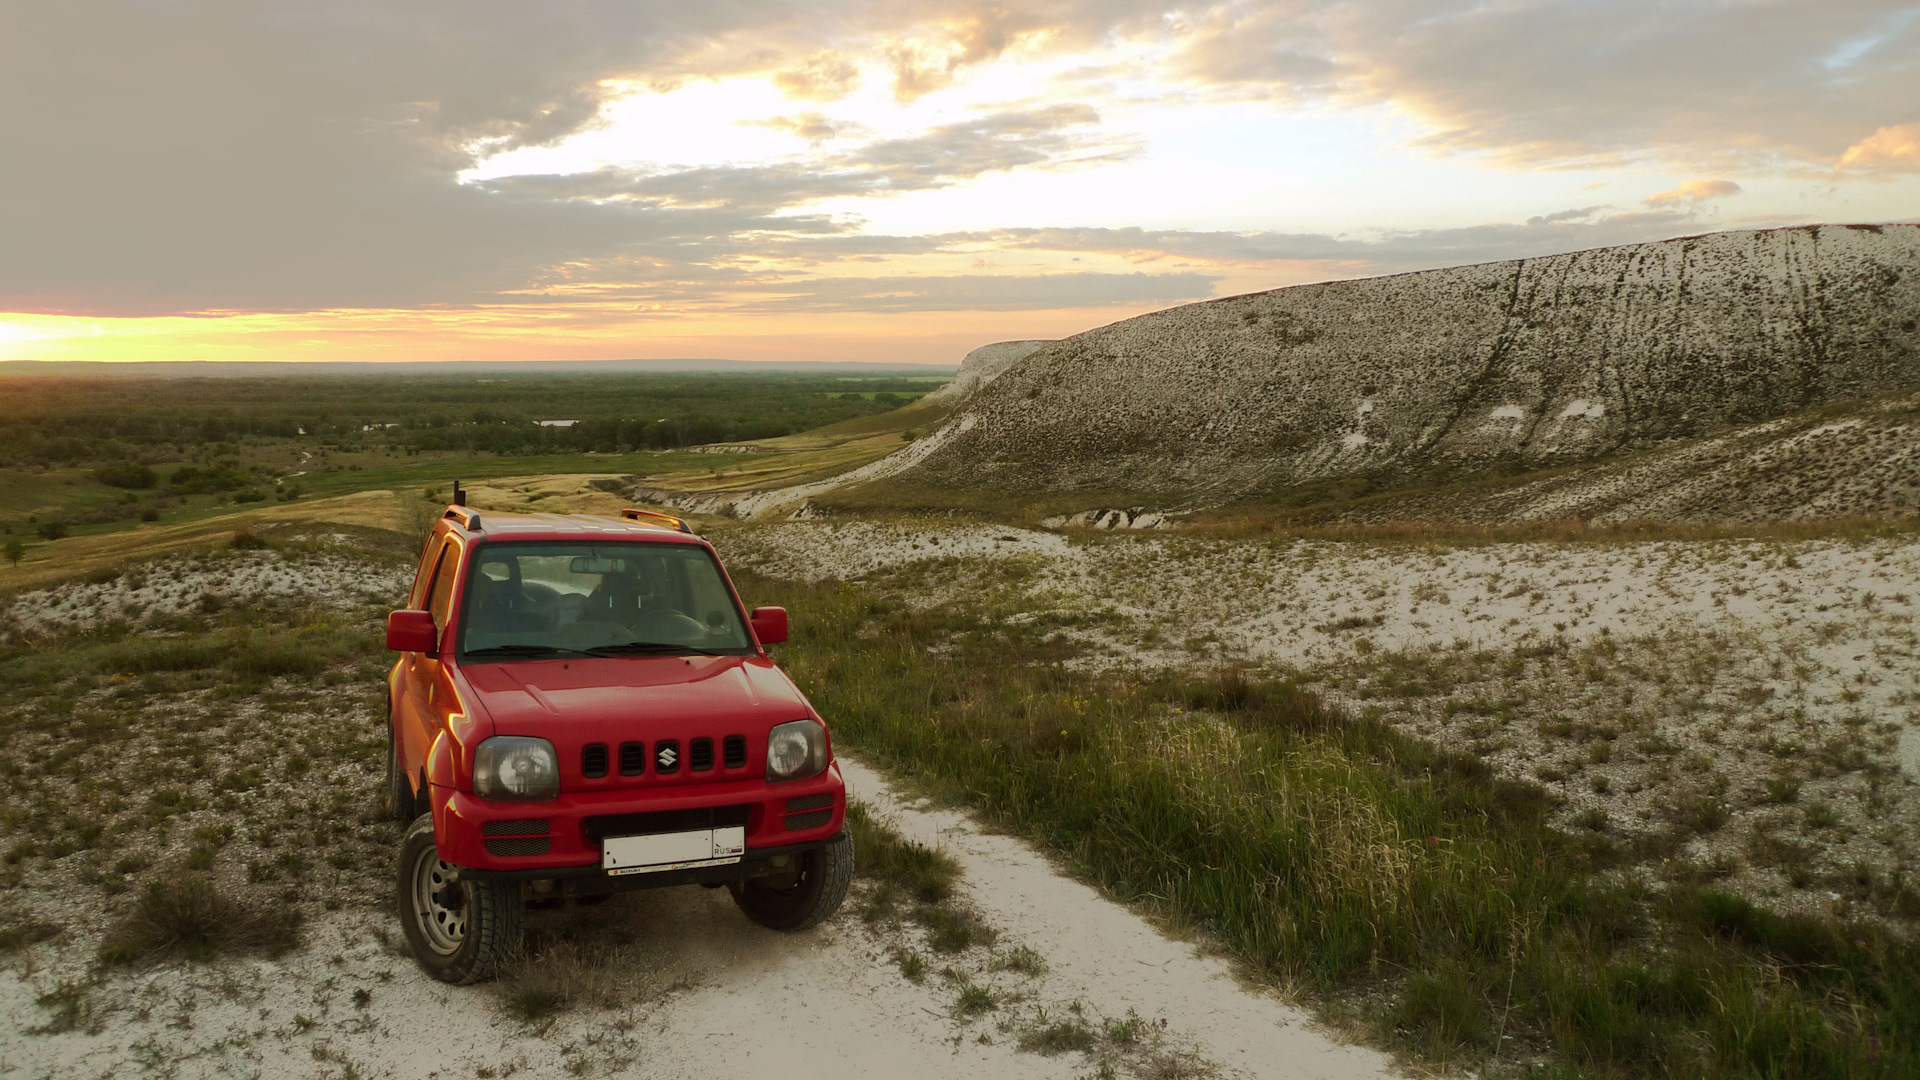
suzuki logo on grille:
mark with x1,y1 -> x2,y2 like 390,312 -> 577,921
657,745 -> 678,769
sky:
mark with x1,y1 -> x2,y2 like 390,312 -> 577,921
2,1 -> 1917,366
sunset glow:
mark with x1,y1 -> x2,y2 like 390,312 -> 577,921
4,2 -> 1916,366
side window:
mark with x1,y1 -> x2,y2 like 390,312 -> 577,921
686,556 -> 734,625
428,541 -> 462,628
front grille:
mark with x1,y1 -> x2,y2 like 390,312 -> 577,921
784,808 -> 833,832
482,819 -> 549,836
485,837 -> 552,857
785,792 -> 833,813
723,734 -> 748,769
690,737 -> 714,772
618,741 -> 646,776
654,739 -> 681,774
583,804 -> 750,843
581,744 -> 608,778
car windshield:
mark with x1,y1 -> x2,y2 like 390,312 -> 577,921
458,541 -> 753,659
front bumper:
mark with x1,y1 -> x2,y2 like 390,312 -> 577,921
429,761 -> 845,874
461,831 -> 847,894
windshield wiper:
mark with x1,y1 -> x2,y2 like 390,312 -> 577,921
462,644 -> 593,659
582,641 -> 729,657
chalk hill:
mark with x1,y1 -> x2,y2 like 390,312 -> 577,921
864,225 -> 1920,520
921,340 -> 1054,404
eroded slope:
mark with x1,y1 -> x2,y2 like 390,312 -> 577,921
866,225 -> 1920,515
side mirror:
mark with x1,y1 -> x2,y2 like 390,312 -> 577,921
749,606 -> 789,646
387,610 -> 439,654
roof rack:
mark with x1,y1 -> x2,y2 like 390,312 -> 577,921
444,505 -> 482,530
620,507 -> 694,534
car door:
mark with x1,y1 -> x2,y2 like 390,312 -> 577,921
398,535 -> 460,785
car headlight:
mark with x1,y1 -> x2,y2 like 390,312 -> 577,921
766,719 -> 828,782
473,736 -> 559,801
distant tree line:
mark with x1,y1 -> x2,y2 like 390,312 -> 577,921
0,372 -> 937,467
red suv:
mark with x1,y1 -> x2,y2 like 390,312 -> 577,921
384,500 -> 850,983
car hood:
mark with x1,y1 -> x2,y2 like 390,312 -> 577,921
457,655 -> 812,737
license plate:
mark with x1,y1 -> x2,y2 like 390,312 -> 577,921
602,826 -> 745,876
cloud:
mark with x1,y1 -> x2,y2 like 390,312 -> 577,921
886,6 -> 1050,102
1644,179 -> 1742,206
1163,1 -> 1920,171
1836,122 -> 1920,174
774,52 -> 862,101
1165,5 -> 1340,96
2,0 -> 1902,329
724,271 -> 1216,312
0,0 -> 800,315
960,210 -> 1703,270
888,41 -> 962,102
750,113 -> 871,144
475,104 -> 1131,211
0,2 -> 1133,317
1526,207 -> 1606,226
756,207 -> 1710,278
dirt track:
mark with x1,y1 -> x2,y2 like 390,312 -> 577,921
0,758 -> 1394,1080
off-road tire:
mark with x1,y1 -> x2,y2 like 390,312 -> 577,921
396,814 -> 523,984
729,832 -> 853,931
385,723 -> 415,823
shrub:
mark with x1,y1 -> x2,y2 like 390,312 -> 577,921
167,465 -> 248,494
91,463 -> 157,489
97,878 -> 301,965
35,520 -> 69,541
0,916 -> 60,952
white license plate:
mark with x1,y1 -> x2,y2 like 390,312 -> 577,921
602,826 -> 745,876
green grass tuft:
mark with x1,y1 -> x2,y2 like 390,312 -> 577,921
954,982 -> 997,1016
846,800 -> 958,903
1019,1016 -> 1098,1054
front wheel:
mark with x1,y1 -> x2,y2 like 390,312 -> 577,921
396,814 -> 523,984
729,833 -> 853,931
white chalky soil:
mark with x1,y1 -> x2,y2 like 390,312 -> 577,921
720,523 -> 1920,922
